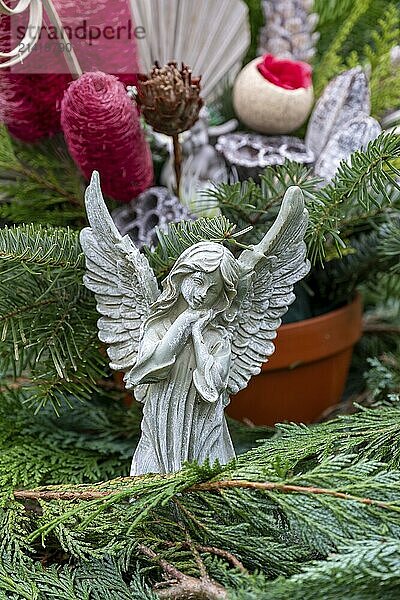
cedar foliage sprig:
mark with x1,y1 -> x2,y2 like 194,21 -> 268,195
234,539 -> 400,599
313,1 -> 400,117
313,0 -> 371,96
3,405 -> 400,597
0,389 -> 136,494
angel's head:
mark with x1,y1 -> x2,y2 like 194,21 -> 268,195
155,242 -> 240,322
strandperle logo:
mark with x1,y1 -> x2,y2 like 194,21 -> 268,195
16,19 -> 146,46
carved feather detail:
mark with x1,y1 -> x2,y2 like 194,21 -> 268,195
228,186 -> 310,396
80,171 -> 160,374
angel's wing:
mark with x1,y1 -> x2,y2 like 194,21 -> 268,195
80,171 -> 160,375
228,186 -> 310,395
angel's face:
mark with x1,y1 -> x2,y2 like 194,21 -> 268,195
181,269 -> 223,310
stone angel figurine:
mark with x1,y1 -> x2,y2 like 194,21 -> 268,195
80,172 -> 310,475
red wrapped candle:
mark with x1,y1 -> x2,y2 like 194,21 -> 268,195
0,1 -> 139,142
61,72 -> 153,203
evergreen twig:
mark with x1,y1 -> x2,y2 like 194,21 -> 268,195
0,127 -> 86,226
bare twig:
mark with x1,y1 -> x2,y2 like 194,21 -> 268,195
14,478 -> 400,514
137,543 -> 228,600
14,489 -> 112,501
0,377 -> 32,393
316,391 -> 370,422
363,323 -> 400,335
172,134 -> 182,196
162,540 -> 247,573
194,545 -> 246,573
189,480 -> 400,512
0,299 -> 56,322
156,579 -> 227,600
186,532 -> 208,580
138,544 -> 183,581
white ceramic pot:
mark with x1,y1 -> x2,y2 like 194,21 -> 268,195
233,57 -> 314,135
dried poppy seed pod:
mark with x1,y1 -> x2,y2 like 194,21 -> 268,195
136,62 -> 203,194
136,62 -> 203,136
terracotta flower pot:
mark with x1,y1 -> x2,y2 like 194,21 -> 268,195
227,294 -> 363,426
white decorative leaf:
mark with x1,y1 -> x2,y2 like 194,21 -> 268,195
129,0 -> 250,100
306,67 -> 370,157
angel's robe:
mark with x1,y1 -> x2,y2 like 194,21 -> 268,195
129,315 -> 235,475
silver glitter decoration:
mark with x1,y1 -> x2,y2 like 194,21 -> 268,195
216,133 -> 314,180
112,187 -> 193,249
306,67 -> 370,158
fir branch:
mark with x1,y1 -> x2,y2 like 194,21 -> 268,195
0,224 -> 84,270
0,225 -> 106,411
208,133 -> 400,270
309,223 -> 400,307
203,162 -> 320,245
0,127 -> 86,227
306,132 -> 400,263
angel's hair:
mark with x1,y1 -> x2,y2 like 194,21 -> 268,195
147,242 -> 240,327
